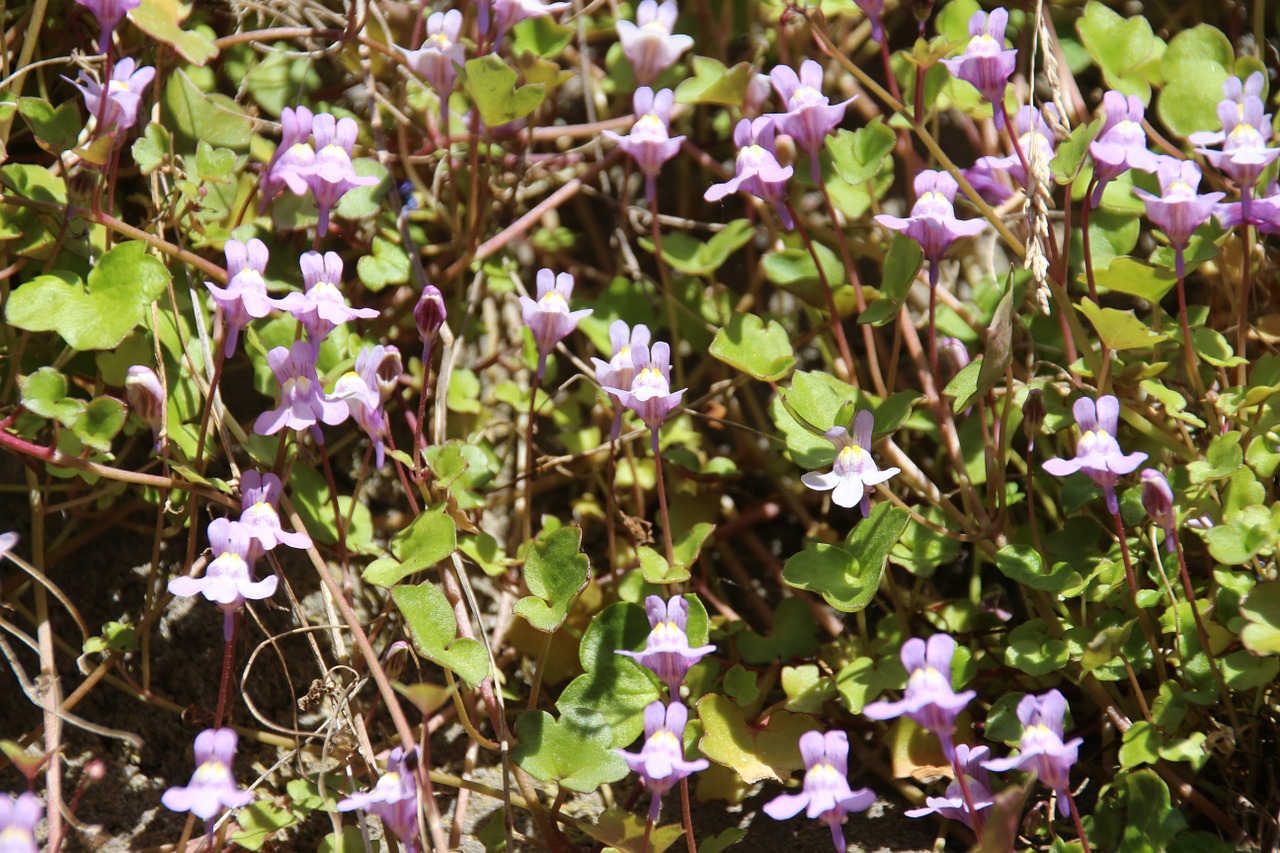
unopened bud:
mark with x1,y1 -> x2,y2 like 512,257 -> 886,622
125,366 -> 164,437
1022,388 -> 1045,450
1140,469 -> 1177,551
415,285 -> 446,344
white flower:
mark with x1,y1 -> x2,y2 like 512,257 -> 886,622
801,410 -> 899,515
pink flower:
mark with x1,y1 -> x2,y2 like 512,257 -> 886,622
481,0 -> 569,43
168,519 -> 277,638
0,791 -> 42,853
616,0 -> 693,85
602,88 -> 684,202
769,60 -> 853,179
125,365 -> 164,446
905,743 -> 994,830
983,690 -> 1082,816
704,117 -> 794,229
763,731 -> 876,853
337,747 -> 420,852
253,341 -> 350,442
331,346 -> 391,467
874,170 -> 986,287
272,251 -> 378,342
965,104 -> 1059,204
404,10 -> 466,101
75,0 -> 142,54
71,56 -> 154,133
618,702 -> 708,821
1042,394 -> 1146,515
1088,91 -> 1159,207
205,238 -> 274,358
602,340 -> 685,433
260,106 -> 315,212
863,633 -> 975,757
1132,158 -> 1223,275
592,320 -> 651,440
519,269 -> 592,379
238,470 -> 311,561
801,410 -> 899,516
1140,469 -> 1177,552
616,595 -> 716,692
161,728 -> 253,821
939,9 -> 1018,128
306,114 -> 379,236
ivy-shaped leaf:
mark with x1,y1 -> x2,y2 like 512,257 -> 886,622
782,503 -> 909,612
512,708 -> 629,792
463,55 -> 546,126
710,313 -> 797,381
365,508 -> 458,587
696,694 -> 818,783
514,526 -> 590,633
357,234 -> 410,292
392,581 -> 490,688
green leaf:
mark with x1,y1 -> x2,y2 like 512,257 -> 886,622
736,597 -> 821,664
1119,771 -> 1188,853
1076,298 -> 1167,351
17,98 -> 80,152
674,56 -> 756,106
20,367 -> 84,427
364,509 -> 457,587
357,234 -> 410,292
1051,118 -> 1102,185
826,118 -> 895,186
1119,721 -> 1161,768
1076,1 -> 1164,101
578,808 -> 683,853
515,526 -> 590,632
232,800 -> 296,851
392,581 -> 490,688
948,284 -> 1012,412
1240,581 -> 1280,655
889,506 -> 961,577
129,0 -> 219,65
6,241 -> 171,350
771,370 -> 916,467
318,827 -> 375,853
639,545 -> 689,584
334,158 -> 389,221
1092,257 -> 1177,302
995,544 -> 1081,592
463,55 -> 546,126
1005,618 -> 1069,676
1190,326 -> 1247,368
638,219 -> 753,277
697,694 -> 818,783
131,123 -> 172,175
73,397 -> 126,453
710,313 -> 797,381
162,69 -> 251,150
510,15 -> 574,58
761,245 -> 856,315
860,234 -> 923,326
1157,25 -> 1233,138
513,708 -> 632,792
424,440 -> 497,511
782,503 -> 909,612
1187,431 -> 1243,483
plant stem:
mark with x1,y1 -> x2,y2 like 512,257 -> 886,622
1170,531 -> 1239,731
818,182 -> 887,396
652,431 -> 675,566
1236,195 -> 1252,386
1066,789 -> 1094,853
1110,504 -> 1167,682
680,776 -> 697,853
524,369 -> 543,545
788,203 -> 857,381
214,610 -> 239,728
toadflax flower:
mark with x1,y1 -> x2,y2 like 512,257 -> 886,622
801,410 -> 900,516
272,251 -> 378,343
939,8 -> 1018,128
763,730 -> 876,853
616,0 -> 693,86
253,341 -> 350,442
403,10 -> 466,103
602,340 -> 685,435
0,791 -> 42,853
332,346 -> 391,467
1088,91 -> 1159,208
481,0 -> 569,44
520,268 -> 593,380
75,0 -> 143,55
1132,157 -> 1224,276
338,747 -> 421,852
305,113 -> 380,237
1042,394 -> 1146,515
616,595 -> 716,692
854,0 -> 886,44
260,106 -> 315,213
863,633 -> 975,758
125,365 -> 165,447
904,743 -> 994,830
768,59 -> 854,181
704,117 -> 795,229
1140,468 -> 1177,552
966,104 -> 1059,205
618,701 -> 708,821
168,519 -> 277,637
206,238 -> 274,359
602,87 -> 685,204
874,170 -> 986,287
161,728 -> 254,820
71,56 -> 155,134
983,689 -> 1082,816
238,470 -> 311,563
592,320 -> 651,440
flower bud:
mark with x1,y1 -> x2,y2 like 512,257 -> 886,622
1022,388 -> 1045,450
1141,468 -> 1177,551
125,366 -> 164,436
415,285 -> 446,345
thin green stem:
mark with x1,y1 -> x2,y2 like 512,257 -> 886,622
652,431 -> 675,566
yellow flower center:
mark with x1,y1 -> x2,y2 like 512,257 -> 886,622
109,79 -> 131,93
540,291 -> 568,310
837,444 -> 864,466
636,114 -> 665,133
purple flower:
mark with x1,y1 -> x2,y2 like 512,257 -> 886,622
863,634 -> 975,756
260,106 -> 315,212
75,0 -> 142,54
602,340 -> 685,433
1199,101 -> 1279,199
1088,91 -> 1159,207
1214,181 -> 1280,233
482,0 -> 569,43
338,748 -> 420,852
415,284 -> 447,346
71,56 -> 155,134
168,519 -> 277,631
332,346 -> 391,467
206,238 -> 274,358
763,730 -> 876,853
1132,158 -> 1224,274
965,104 -> 1059,204
404,10 -> 466,101
602,88 -> 685,201
125,365 -> 164,444
162,729 -> 253,821
1140,468 -> 1177,552
801,410 -> 900,516
371,344 -> 403,402
616,0 -> 693,86
616,595 -> 716,692
875,171 -> 986,287
904,743 -> 994,830
592,320 -> 652,440
983,690 -> 1082,816
272,251 -> 378,342
253,341 -> 350,442
940,9 -> 1018,128
304,114 -> 379,237
854,0 -> 886,44
704,117 -> 795,229
0,792 -> 42,853
768,60 -> 854,180
742,72 -> 773,118
519,269 -> 592,379
1042,395 -> 1147,515
238,470 -> 311,562
618,701 -> 708,822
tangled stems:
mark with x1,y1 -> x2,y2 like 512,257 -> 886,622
1110,505 -> 1168,683
787,202 -> 857,382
